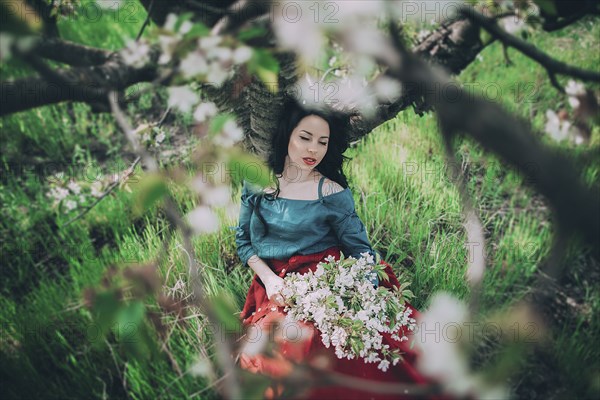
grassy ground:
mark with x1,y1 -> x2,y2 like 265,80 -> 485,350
1,4 -> 599,399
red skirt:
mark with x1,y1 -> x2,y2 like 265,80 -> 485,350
238,246 -> 435,399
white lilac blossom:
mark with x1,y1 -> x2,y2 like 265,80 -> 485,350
90,181 -> 103,198
565,80 -> 585,109
233,46 -> 252,64
158,34 -> 179,65
232,46 -> 252,64
64,199 -> 77,211
464,210 -> 486,286
414,292 -> 472,395
206,67 -> 230,87
120,39 -> 151,68
214,120 -> 244,148
167,85 -> 199,114
193,102 -> 218,123
203,185 -> 231,207
190,176 -> 208,193
47,186 -> 69,203
155,131 -> 166,145
272,1 -> 324,66
565,80 -> 585,97
544,109 -> 572,142
500,16 -> 526,35
181,35 -> 241,86
180,52 -> 209,79
186,206 -> 219,235
372,76 -> 403,103
282,252 -> 415,371
67,181 -> 81,195
333,75 -> 378,117
414,292 -> 508,397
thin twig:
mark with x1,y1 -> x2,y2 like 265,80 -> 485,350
136,0 -> 154,42
60,157 -> 140,228
460,7 -> 600,88
61,107 -> 170,228
108,91 -> 242,399
442,137 -> 486,314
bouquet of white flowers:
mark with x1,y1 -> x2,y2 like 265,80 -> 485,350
280,252 -> 416,371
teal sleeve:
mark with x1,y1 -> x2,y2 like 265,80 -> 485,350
329,192 -> 376,261
235,181 -> 257,266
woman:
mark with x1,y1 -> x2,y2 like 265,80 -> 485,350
235,98 -> 432,399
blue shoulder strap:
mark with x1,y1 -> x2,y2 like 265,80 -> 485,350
318,176 -> 326,202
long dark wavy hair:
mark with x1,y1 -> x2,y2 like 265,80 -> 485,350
253,97 -> 353,236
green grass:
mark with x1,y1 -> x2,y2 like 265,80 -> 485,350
1,8 -> 599,400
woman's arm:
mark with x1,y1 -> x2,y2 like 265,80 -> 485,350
248,255 -> 285,305
235,182 -> 285,304
235,181 -> 258,266
329,191 -> 376,260
329,189 -> 379,286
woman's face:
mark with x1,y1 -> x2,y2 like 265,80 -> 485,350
286,115 -> 330,173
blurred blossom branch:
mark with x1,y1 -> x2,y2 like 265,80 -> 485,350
136,0 -> 155,42
61,156 -> 141,228
460,6 -> 600,92
107,91 -> 242,399
383,20 -> 599,258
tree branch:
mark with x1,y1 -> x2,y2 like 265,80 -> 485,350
461,7 -> 600,89
385,20 -> 599,256
136,0 -> 155,42
1,49 -> 159,116
32,37 -> 111,66
351,17 -> 487,139
27,0 -> 59,38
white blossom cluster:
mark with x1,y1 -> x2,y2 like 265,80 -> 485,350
153,12 -> 252,89
544,80 -> 587,145
46,179 -> 104,212
185,177 -> 239,236
281,252 -> 416,372
134,123 -> 167,148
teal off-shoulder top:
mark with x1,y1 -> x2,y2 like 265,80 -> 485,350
235,176 -> 376,266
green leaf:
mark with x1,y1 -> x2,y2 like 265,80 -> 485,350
377,269 -> 390,282
350,338 -> 360,354
535,0 -> 557,15
479,29 -> 493,45
212,294 -> 243,334
340,258 -> 355,268
175,12 -> 195,31
133,174 -> 169,215
90,290 -> 121,343
227,149 -> 271,187
238,27 -> 268,42
209,113 -> 235,135
248,49 -> 279,93
183,23 -> 210,40
114,301 -> 158,362
239,369 -> 272,399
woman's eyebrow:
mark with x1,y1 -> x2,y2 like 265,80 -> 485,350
301,130 -> 329,139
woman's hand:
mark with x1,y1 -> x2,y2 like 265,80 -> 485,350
263,275 -> 286,307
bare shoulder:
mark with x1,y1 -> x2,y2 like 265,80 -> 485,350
321,178 -> 345,197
